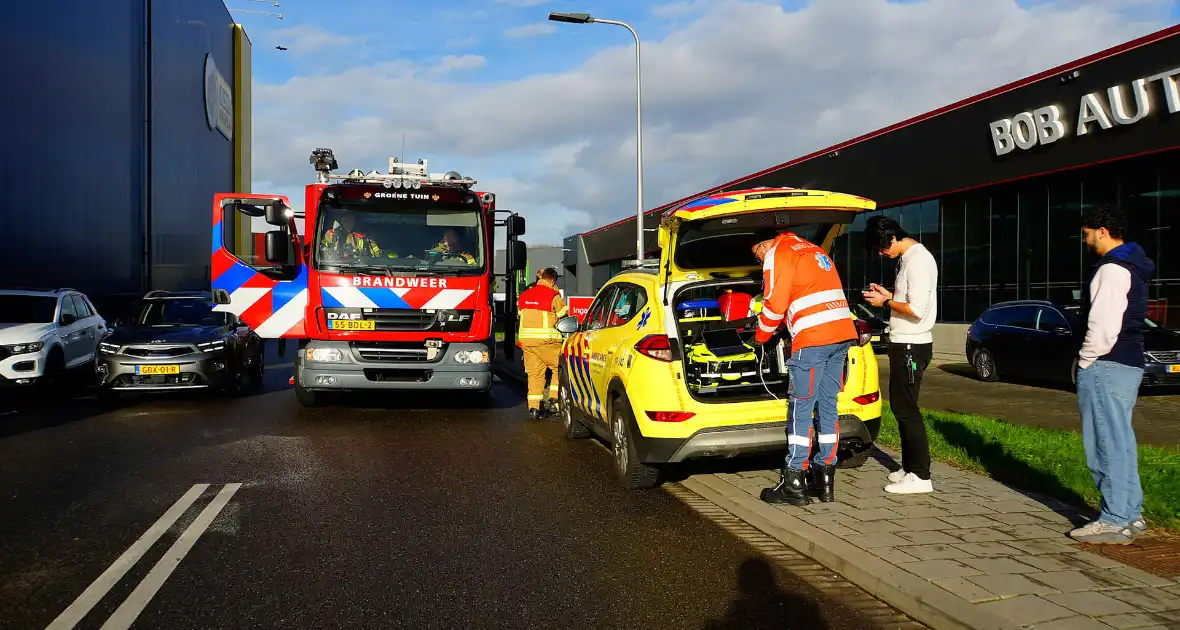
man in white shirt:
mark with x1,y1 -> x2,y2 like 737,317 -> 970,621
862,216 -> 938,494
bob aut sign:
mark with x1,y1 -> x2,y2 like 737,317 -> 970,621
989,65 -> 1180,156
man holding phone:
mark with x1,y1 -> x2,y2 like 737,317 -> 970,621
862,216 -> 938,495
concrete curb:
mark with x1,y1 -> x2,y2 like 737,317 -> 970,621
679,474 -> 1021,630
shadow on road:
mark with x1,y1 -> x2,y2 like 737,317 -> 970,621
702,557 -> 829,630
937,362 -> 1077,393
305,382 -> 523,412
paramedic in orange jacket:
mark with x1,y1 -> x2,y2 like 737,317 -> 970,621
751,230 -> 858,506
517,267 -> 568,419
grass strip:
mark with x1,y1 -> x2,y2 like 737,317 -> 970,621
876,403 -> 1180,532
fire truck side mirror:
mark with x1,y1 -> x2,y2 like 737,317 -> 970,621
264,203 -> 294,227
507,240 -> 527,272
506,215 -> 526,238
264,231 -> 290,265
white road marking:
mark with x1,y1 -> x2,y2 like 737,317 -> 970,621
99,483 -> 242,630
45,484 -> 210,630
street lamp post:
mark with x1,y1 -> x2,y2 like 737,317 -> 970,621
549,12 -> 644,267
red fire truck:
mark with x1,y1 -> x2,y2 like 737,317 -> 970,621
210,148 -> 527,407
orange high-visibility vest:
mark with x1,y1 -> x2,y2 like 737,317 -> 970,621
756,232 -> 857,351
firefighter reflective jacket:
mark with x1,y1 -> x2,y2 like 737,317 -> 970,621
755,232 -> 857,351
321,228 -> 395,258
517,280 -> 568,346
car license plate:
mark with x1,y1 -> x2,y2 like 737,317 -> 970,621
135,365 -> 180,375
871,335 -> 881,342
328,319 -> 375,331
1167,364 -> 1180,374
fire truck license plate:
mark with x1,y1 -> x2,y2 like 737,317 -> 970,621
136,365 -> 180,375
329,320 -> 375,331
1167,365 -> 1180,374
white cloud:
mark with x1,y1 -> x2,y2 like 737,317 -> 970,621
503,22 -> 557,39
251,0 -> 1168,247
268,25 -> 364,55
437,54 -> 487,72
445,35 -> 478,49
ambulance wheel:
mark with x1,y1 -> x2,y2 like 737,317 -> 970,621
973,348 -> 999,382
611,391 -> 660,490
559,367 -> 589,439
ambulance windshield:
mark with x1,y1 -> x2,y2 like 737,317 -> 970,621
315,196 -> 485,275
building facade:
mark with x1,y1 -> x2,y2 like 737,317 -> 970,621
563,25 -> 1180,327
0,0 -> 252,299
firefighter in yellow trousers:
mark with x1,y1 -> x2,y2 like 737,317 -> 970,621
517,267 -> 567,420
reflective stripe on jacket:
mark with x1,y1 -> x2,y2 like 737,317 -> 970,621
517,281 -> 566,345
756,232 -> 857,350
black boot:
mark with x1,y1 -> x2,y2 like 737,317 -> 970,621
808,465 -> 836,503
529,408 -> 543,420
760,468 -> 810,506
544,397 -> 560,415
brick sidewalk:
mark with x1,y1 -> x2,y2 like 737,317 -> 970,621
684,450 -> 1180,629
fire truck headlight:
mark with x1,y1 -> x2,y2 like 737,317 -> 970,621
306,348 -> 346,363
454,350 -> 489,365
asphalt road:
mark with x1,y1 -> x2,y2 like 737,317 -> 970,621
1,353 -> 879,629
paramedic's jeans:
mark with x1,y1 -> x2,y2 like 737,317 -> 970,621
889,343 -> 933,480
1076,360 -> 1144,526
521,342 -> 560,410
785,341 -> 852,471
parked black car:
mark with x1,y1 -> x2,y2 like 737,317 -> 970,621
965,299 -> 1180,390
96,291 -> 264,394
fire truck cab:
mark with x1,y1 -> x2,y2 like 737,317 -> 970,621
210,148 -> 527,406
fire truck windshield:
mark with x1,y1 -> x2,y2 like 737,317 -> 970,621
315,198 -> 485,275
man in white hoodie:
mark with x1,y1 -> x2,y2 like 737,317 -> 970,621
1069,205 -> 1153,545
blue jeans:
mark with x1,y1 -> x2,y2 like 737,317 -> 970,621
784,341 -> 852,471
1076,360 -> 1144,526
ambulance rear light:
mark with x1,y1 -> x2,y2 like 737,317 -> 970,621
853,391 -> 880,405
854,319 -> 873,346
635,334 -> 675,362
645,411 -> 696,423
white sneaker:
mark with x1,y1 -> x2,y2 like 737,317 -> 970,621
888,469 -> 907,484
884,472 -> 933,494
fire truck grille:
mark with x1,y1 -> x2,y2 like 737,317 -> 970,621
368,310 -> 438,331
350,342 -> 434,363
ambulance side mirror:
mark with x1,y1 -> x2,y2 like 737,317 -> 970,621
555,316 -> 580,335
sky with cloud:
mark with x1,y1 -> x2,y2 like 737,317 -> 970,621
230,0 -> 1179,249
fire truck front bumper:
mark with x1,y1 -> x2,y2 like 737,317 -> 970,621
298,340 -> 493,391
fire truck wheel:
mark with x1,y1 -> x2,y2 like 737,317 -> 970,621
293,361 -> 326,408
